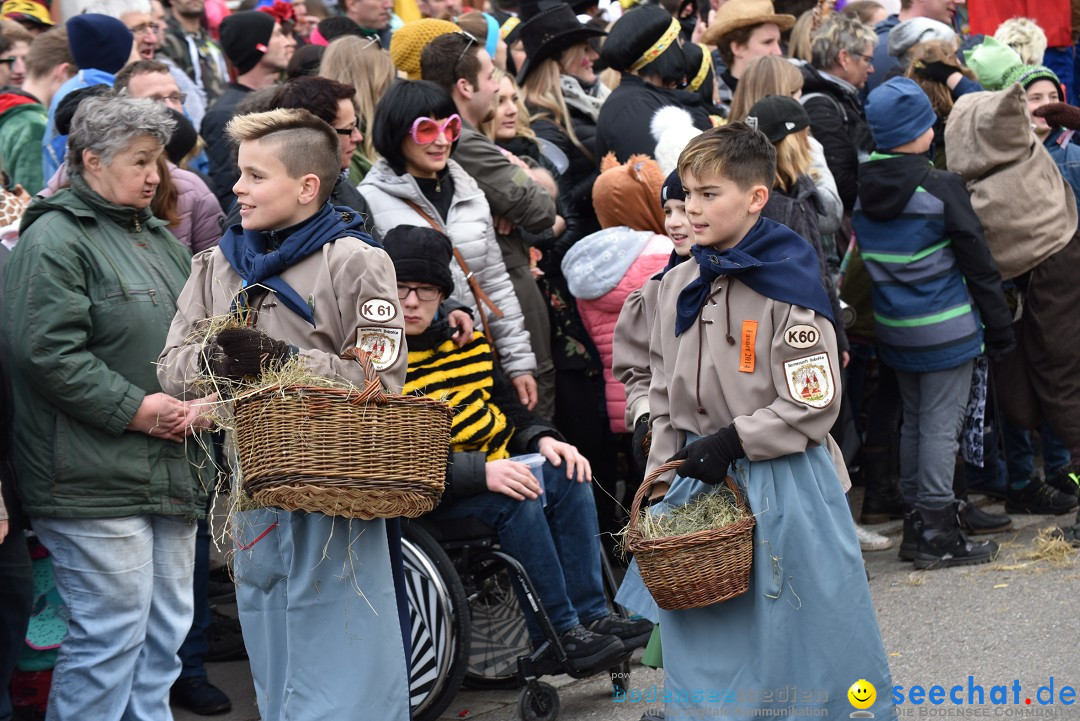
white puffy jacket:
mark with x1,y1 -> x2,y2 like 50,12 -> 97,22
360,158 -> 536,378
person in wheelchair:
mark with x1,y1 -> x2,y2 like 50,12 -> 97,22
385,225 -> 653,673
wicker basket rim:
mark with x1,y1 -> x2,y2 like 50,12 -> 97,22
626,514 -> 755,553
233,383 -> 452,411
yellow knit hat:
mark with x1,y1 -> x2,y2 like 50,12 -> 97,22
389,19 -> 459,80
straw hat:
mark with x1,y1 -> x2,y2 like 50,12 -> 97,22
702,0 -> 794,46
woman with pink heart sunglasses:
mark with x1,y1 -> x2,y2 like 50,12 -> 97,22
359,79 -> 538,392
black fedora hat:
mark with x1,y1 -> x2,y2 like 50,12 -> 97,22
516,2 -> 606,84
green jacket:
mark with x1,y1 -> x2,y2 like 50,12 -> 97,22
1,175 -> 210,519
0,92 -> 46,194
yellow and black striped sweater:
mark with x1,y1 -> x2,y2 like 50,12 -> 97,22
404,330 -> 514,460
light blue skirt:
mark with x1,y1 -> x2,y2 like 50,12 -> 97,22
619,439 -> 894,719
232,508 -> 411,721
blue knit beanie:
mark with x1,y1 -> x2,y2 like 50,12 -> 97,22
865,77 -> 937,151
65,14 -> 133,75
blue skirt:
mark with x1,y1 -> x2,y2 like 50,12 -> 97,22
620,440 -> 894,719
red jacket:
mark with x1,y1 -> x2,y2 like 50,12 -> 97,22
968,0 -> 1072,48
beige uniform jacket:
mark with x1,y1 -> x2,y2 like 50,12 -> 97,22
157,240 -> 406,396
612,278 -> 660,429
647,259 -> 848,488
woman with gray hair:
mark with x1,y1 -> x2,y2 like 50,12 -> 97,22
797,12 -> 878,212
0,94 -> 213,720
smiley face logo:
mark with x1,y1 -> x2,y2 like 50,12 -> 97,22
848,679 -> 876,711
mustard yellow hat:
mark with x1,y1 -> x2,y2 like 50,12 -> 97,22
389,18 -> 459,80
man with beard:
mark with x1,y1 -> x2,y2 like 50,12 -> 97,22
159,0 -> 227,104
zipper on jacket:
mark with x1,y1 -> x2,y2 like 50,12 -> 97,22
105,289 -> 158,305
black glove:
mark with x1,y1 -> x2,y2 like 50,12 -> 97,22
666,424 -> 744,485
208,327 -> 292,381
1033,102 -> 1080,131
983,324 -> 1016,362
913,60 -> 961,85
632,414 -> 651,472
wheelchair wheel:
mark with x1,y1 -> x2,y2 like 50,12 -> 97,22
401,523 -> 469,721
461,555 -> 532,689
518,681 -> 560,721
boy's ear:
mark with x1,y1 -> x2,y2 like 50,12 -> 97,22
748,184 -> 769,215
297,173 -> 321,206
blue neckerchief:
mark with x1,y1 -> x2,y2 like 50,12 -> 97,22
674,216 -> 835,336
218,203 -> 379,327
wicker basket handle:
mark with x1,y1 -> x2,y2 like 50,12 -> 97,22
627,460 -> 740,535
342,348 -> 388,406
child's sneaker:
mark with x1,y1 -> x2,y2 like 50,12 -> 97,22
587,612 -> 653,650
1047,466 -> 1080,497
1005,477 -> 1079,515
557,624 -> 625,673
855,523 -> 892,551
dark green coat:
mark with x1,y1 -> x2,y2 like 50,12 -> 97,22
1,175 -> 210,519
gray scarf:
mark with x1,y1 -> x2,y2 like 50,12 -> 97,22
560,74 -> 608,123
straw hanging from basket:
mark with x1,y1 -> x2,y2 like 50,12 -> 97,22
624,460 -> 756,611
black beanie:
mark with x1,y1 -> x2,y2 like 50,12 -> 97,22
382,225 -> 455,298
55,84 -> 112,135
660,167 -> 685,207
66,14 -> 134,75
164,108 -> 197,164
220,11 -> 276,75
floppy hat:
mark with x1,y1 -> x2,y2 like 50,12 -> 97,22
702,0 -> 794,46
515,2 -> 605,83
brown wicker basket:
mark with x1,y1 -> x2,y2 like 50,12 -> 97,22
625,461 -> 755,611
233,353 -> 452,520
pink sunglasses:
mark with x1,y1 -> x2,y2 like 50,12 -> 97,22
410,114 -> 463,145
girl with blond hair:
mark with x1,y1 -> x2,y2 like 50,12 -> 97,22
729,56 -> 842,245
319,36 -> 396,181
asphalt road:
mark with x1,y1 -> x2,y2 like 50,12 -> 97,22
174,494 -> 1080,721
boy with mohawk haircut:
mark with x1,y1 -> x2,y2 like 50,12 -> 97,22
157,108 -> 411,720
633,122 -> 892,719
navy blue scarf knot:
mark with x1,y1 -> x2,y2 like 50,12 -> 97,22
674,217 -> 835,336
218,203 -> 379,327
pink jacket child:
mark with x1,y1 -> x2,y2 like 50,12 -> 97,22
563,227 -> 672,432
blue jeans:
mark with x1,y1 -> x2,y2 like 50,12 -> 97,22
31,515 -> 196,721
176,515 -> 210,680
1002,422 -> 1072,483
427,461 -> 609,641
896,361 -> 973,507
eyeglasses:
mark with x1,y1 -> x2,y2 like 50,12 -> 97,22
336,116 -> 360,136
851,51 -> 874,65
0,57 -> 16,67
410,114 -> 462,145
397,284 -> 441,301
454,30 -> 478,72
151,92 -> 187,105
129,21 -> 161,35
